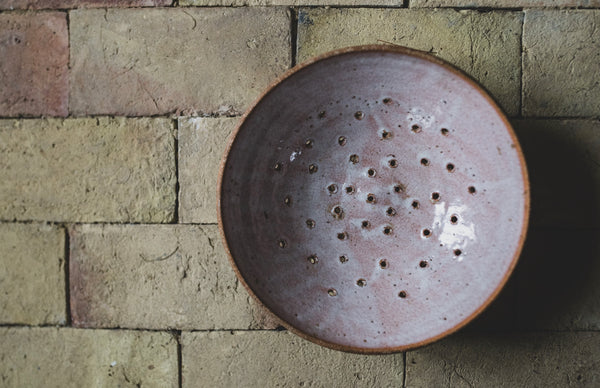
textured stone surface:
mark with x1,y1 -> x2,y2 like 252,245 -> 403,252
182,0 -> 400,6
516,230 -> 600,330
0,223 -> 65,325
0,118 -> 175,223
523,10 -> 600,117
182,331 -> 404,387
406,332 -> 600,387
70,224 -> 279,330
0,12 -> 68,117
0,0 -> 170,9
513,120 -> 600,228
70,8 -> 290,116
0,327 -> 177,387
179,117 -> 235,224
411,0 -> 600,7
297,8 -> 522,116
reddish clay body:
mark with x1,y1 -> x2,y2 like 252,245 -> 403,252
218,45 -> 529,353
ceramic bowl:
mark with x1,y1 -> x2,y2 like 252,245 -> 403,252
218,45 -> 529,353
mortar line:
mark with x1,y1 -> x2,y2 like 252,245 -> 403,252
173,118 -> 180,224
402,351 -> 407,387
63,225 -> 72,326
520,10 -> 525,117
66,9 -> 72,118
290,7 -> 298,68
174,330 -> 183,388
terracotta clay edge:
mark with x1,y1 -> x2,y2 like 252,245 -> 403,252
216,44 -> 531,354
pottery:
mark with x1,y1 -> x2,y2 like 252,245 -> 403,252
217,45 -> 529,353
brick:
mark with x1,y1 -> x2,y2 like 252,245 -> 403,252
70,224 -> 279,330
69,8 -> 290,116
0,223 -> 65,325
0,327 -> 177,387
179,117 -> 235,224
0,12 -> 68,117
182,331 -> 404,387
512,119 -> 600,228
406,332 -> 600,387
523,10 -> 600,117
182,0 -> 400,6
0,118 -> 175,223
297,8 -> 522,116
411,0 -> 600,7
1,0 -> 170,10
515,230 -> 600,330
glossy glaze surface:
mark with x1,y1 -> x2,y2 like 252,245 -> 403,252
218,46 -> 529,353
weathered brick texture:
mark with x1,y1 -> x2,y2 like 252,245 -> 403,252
0,327 -> 177,387
182,330 -> 404,387
0,0 -> 170,9
69,8 -> 290,116
297,8 -> 522,116
411,0 -> 600,7
523,10 -> 600,117
406,332 -> 600,387
0,12 -> 68,117
0,223 -> 65,325
178,117 -> 235,224
0,118 -> 175,223
70,224 -> 279,330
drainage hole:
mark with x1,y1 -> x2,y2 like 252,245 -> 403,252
327,184 -> 338,193
394,184 -> 404,193
446,163 -> 455,172
308,164 -> 318,174
383,226 -> 393,235
357,278 -> 367,287
450,215 -> 458,224
412,124 -> 422,133
422,229 -> 432,237
338,136 -> 347,146
398,290 -> 407,298
412,200 -> 420,209
367,168 -> 376,177
386,207 -> 396,216
419,260 -> 428,268
383,98 -> 393,105
337,232 -> 348,240
379,259 -> 388,269
388,159 -> 398,168
431,192 -> 440,201
454,248 -> 462,256
420,158 -> 430,166
362,220 -> 371,229
345,185 -> 355,194
354,111 -> 364,120
468,186 -> 477,194
366,194 -> 376,204
339,255 -> 348,263
349,154 -> 360,164
441,128 -> 449,136
328,288 -> 337,296
382,130 -> 392,139
306,219 -> 316,229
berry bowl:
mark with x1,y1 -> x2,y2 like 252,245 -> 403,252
217,45 -> 529,353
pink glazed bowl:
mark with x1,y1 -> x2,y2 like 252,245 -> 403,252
218,45 -> 529,353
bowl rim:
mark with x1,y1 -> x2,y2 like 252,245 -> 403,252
216,44 -> 530,354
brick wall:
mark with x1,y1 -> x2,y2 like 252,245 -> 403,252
1,1 -> 599,386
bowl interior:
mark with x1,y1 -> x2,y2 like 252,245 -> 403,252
219,47 -> 528,352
